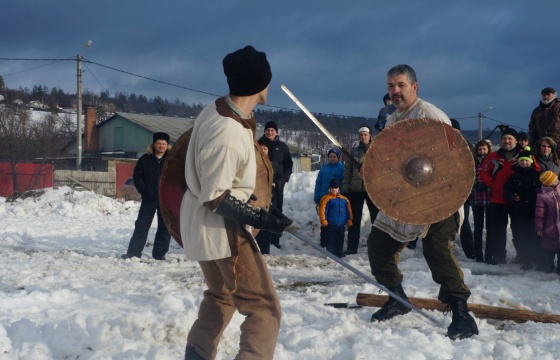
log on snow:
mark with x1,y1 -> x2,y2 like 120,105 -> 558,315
356,293 -> 560,324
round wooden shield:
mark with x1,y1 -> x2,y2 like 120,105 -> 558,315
159,128 -> 192,247
159,128 -> 273,247
363,117 -> 474,225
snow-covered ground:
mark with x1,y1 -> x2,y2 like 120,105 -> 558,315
1,171 -> 560,359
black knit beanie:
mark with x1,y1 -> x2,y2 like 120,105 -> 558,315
223,45 -> 272,96
265,121 -> 278,132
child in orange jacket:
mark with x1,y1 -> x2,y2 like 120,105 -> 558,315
318,178 -> 353,257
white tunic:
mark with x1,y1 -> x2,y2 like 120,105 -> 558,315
373,97 -> 464,242
180,102 -> 256,260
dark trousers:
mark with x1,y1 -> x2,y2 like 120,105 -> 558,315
324,225 -> 345,257
471,205 -> 488,261
509,206 -> 539,267
126,199 -> 171,258
346,191 -> 378,253
535,250 -> 557,272
255,230 -> 272,255
460,203 -> 475,258
367,214 -> 471,302
270,191 -> 283,247
486,203 -> 513,263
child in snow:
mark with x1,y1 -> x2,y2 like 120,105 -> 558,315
314,148 -> 345,247
503,147 -> 541,270
318,178 -> 353,257
535,170 -> 560,273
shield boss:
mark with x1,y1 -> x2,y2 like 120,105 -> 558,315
363,117 -> 474,225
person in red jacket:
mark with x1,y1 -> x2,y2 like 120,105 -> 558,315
480,127 -> 540,264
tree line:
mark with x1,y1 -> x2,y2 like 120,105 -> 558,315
0,75 -> 498,170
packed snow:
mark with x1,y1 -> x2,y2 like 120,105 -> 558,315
1,171 -> 560,359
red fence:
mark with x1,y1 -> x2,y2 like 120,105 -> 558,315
0,163 -> 54,198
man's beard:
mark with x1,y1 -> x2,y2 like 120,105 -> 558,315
542,94 -> 557,105
392,96 -> 408,109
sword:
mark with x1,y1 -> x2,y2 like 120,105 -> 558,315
286,227 -> 440,325
281,85 -> 363,170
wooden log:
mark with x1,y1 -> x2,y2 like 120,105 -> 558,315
499,298 -> 530,312
356,293 -> 560,324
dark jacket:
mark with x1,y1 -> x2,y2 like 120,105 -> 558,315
343,140 -> 371,193
134,145 -> 168,201
271,160 -> 284,209
535,153 -> 560,174
375,104 -> 396,132
258,135 -> 293,186
528,98 -> 560,149
503,163 -> 541,209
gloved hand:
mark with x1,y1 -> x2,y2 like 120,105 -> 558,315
258,208 -> 293,234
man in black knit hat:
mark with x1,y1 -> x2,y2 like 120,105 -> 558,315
122,132 -> 171,260
181,45 -> 292,360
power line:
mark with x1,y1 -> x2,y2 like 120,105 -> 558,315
483,115 -> 527,132
83,62 -> 108,93
1,56 -> 529,127
0,58 -> 73,78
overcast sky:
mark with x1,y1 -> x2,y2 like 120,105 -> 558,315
2,1 -> 559,132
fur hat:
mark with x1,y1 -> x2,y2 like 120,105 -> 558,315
540,170 -> 558,186
327,148 -> 341,160
153,132 -> 170,143
264,121 -> 278,132
541,87 -> 557,95
223,45 -> 272,96
518,146 -> 533,163
501,127 -> 518,139
329,178 -> 341,189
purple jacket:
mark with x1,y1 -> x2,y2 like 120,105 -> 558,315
535,184 -> 560,250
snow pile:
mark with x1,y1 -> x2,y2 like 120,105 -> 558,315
1,172 -> 560,359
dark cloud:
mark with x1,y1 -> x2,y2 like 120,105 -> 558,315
2,1 -> 559,130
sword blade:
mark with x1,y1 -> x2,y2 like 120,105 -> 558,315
286,227 -> 440,325
281,85 -> 362,169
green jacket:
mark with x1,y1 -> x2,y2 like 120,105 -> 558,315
343,140 -> 371,193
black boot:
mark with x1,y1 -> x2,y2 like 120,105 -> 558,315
185,345 -> 204,360
371,284 -> 412,322
446,297 -> 479,340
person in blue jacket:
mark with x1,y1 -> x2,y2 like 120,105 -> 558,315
318,178 -> 353,257
314,148 -> 345,247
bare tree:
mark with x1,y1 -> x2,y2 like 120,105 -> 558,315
0,105 -> 33,199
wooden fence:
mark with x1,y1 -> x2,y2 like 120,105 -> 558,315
54,170 -> 115,197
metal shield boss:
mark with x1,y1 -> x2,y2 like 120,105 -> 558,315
363,118 -> 474,225
159,129 -> 273,247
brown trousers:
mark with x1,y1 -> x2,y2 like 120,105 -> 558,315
187,233 -> 281,360
367,214 -> 471,303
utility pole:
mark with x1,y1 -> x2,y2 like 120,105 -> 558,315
76,40 -> 92,169
478,107 -> 493,141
